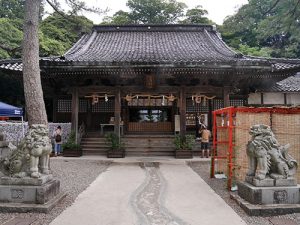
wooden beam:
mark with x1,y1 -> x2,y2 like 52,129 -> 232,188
76,85 -> 223,96
71,87 -> 79,143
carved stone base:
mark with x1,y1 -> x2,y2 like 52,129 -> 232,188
0,192 -> 66,213
231,192 -> 300,216
0,179 -> 60,204
245,176 -> 297,187
0,175 -> 53,186
237,181 -> 300,205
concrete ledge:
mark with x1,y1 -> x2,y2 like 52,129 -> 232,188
231,193 -> 300,216
0,192 -> 66,213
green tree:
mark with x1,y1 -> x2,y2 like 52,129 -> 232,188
40,12 -> 93,56
102,10 -> 133,25
180,5 -> 212,24
0,0 -> 25,19
0,18 -> 23,58
103,0 -> 187,24
221,0 -> 300,58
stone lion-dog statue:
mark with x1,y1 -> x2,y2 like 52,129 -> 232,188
0,124 -> 52,178
246,124 -> 297,180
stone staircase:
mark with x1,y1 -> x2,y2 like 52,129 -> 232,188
81,132 -> 108,156
81,133 -> 203,157
124,135 -> 175,156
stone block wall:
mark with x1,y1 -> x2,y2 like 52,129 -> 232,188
0,122 -> 71,144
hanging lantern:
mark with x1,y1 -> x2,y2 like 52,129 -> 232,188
162,95 -> 165,106
105,94 -> 108,102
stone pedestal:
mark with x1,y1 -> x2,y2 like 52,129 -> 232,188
231,181 -> 300,216
0,175 -> 66,213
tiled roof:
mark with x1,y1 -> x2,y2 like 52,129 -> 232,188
258,73 -> 300,92
64,25 -> 239,64
1,25 -> 300,72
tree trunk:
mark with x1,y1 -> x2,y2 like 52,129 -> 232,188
22,0 -> 48,126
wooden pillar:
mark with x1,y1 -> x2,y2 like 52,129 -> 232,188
71,87 -> 79,143
86,100 -> 92,131
223,86 -> 230,107
208,99 -> 213,130
52,96 -> 57,122
180,86 -> 186,137
114,87 -> 121,137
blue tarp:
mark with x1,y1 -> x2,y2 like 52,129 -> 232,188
0,102 -> 23,117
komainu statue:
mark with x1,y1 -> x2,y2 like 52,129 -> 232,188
0,124 -> 52,178
247,124 -> 297,180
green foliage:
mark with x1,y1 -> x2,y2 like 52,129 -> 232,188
102,10 -> 133,25
127,0 -> 186,24
105,132 -> 124,150
0,0 -> 25,20
0,18 -> 23,58
103,0 -> 187,25
62,131 -> 81,151
180,5 -> 213,25
221,0 -> 300,58
174,135 -> 195,150
39,13 -> 93,56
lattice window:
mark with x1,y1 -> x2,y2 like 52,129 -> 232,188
79,99 -> 88,113
57,99 -> 71,113
213,99 -> 224,110
230,99 -> 247,107
92,99 -> 114,112
186,99 -> 209,113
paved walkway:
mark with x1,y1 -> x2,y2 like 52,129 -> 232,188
50,158 -> 246,225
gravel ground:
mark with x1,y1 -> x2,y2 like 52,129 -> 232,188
0,158 -> 111,225
189,161 -> 300,225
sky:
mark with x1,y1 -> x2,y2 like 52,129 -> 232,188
45,0 -> 248,25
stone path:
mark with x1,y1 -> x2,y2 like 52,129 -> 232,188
50,160 -> 246,225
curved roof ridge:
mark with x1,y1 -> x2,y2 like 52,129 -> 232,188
203,29 -> 236,58
92,24 -> 215,32
64,31 -> 97,59
244,55 -> 300,64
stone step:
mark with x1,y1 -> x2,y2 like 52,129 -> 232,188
80,143 -> 108,148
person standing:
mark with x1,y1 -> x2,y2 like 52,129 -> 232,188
53,126 -> 62,156
200,126 -> 211,158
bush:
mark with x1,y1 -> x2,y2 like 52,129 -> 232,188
174,134 -> 195,150
105,132 -> 124,150
62,131 -> 81,151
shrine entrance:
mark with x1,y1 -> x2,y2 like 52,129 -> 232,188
124,94 -> 176,134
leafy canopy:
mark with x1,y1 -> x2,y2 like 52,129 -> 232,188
221,0 -> 300,58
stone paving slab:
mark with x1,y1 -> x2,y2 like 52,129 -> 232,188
49,163 -> 145,225
50,160 -> 246,225
160,163 -> 247,225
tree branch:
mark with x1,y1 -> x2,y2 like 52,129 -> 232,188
45,0 -> 69,19
262,0 -> 280,16
0,44 -> 21,54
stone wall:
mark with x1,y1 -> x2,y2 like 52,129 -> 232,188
0,122 -> 71,144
